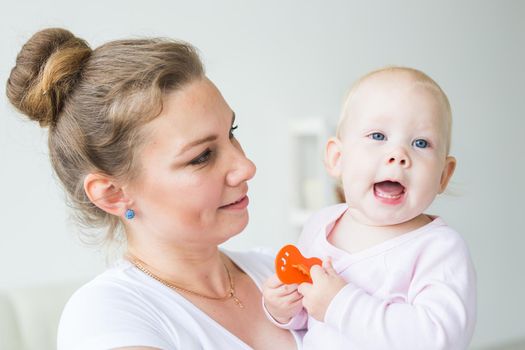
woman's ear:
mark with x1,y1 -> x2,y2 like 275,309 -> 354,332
439,156 -> 456,193
83,173 -> 132,217
325,137 -> 343,178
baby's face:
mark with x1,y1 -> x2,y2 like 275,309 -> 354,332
334,72 -> 455,226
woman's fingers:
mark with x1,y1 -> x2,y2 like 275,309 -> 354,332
264,275 -> 300,299
264,274 -> 283,288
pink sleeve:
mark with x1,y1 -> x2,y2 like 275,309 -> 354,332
323,233 -> 476,350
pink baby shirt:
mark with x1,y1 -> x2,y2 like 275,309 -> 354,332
277,203 -> 476,350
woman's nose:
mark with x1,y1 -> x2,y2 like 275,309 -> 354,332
226,147 -> 256,186
386,147 -> 411,168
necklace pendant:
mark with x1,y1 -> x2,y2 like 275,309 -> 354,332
232,295 -> 244,308
229,288 -> 244,308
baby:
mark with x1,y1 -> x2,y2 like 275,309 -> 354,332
263,67 -> 476,349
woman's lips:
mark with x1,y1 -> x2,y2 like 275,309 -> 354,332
220,195 -> 249,210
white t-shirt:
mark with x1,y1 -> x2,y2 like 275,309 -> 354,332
58,249 -> 301,350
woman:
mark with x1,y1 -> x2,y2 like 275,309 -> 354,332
6,28 -> 300,349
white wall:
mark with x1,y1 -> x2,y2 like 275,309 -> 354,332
1,1 -> 523,348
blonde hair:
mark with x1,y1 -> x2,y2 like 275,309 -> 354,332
337,66 -> 452,154
6,28 -> 204,244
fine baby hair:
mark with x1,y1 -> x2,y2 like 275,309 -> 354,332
336,66 -> 453,153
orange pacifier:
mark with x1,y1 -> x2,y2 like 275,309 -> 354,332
275,244 -> 322,284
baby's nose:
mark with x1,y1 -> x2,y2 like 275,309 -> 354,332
386,149 -> 411,168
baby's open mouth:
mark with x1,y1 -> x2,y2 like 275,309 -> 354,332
374,180 -> 406,200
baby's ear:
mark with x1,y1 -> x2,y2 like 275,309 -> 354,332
83,173 -> 133,217
325,137 -> 343,178
439,156 -> 456,193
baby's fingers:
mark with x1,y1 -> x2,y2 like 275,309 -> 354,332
279,290 -> 302,305
322,257 -> 338,276
297,282 -> 312,296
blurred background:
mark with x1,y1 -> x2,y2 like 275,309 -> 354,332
1,1 -> 524,349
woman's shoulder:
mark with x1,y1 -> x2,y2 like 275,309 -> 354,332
57,260 -> 174,349
59,261 -> 148,326
64,260 -> 141,301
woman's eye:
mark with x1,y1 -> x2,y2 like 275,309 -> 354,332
229,124 -> 238,139
413,139 -> 429,148
369,132 -> 385,141
190,148 -> 212,165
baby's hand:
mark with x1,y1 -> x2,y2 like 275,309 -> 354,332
262,274 -> 303,324
298,258 -> 347,322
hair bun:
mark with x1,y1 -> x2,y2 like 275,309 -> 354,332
6,28 -> 92,127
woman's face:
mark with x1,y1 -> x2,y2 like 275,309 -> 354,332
126,77 -> 256,247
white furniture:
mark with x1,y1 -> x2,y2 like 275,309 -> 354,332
0,282 -> 78,350
288,118 -> 336,233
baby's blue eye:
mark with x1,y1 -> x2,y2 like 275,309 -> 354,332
413,139 -> 428,148
370,132 -> 385,141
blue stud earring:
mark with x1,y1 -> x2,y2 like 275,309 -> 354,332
125,209 -> 135,220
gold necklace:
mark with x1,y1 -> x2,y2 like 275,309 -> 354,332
127,254 -> 244,308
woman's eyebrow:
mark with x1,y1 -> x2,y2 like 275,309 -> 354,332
177,111 -> 235,156
178,135 -> 217,156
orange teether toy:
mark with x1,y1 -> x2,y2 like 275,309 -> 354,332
275,244 -> 322,284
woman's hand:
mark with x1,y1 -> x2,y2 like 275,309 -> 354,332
262,274 -> 304,324
297,258 -> 347,322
